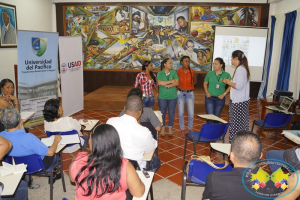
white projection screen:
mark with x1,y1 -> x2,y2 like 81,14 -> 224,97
213,26 -> 268,82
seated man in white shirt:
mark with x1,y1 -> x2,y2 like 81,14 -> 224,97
107,95 -> 160,171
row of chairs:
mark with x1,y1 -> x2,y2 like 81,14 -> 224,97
181,113 -> 292,199
5,113 -> 292,200
4,123 -> 157,200
4,130 -> 89,200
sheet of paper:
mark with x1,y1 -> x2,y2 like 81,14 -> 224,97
198,114 -> 227,123
41,135 -> 80,146
154,111 -> 163,123
20,111 -> 35,121
0,159 -> 27,177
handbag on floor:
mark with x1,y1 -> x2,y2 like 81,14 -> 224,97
186,155 -> 229,175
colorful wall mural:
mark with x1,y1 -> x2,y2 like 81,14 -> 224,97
64,5 -> 260,71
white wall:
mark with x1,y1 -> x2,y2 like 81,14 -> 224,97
270,0 -> 300,15
0,0 -> 56,84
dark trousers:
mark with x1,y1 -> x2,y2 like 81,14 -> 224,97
43,156 -> 55,169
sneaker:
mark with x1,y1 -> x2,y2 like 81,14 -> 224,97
168,128 -> 173,136
160,128 -> 165,137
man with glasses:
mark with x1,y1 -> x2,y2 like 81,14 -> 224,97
185,40 -> 199,64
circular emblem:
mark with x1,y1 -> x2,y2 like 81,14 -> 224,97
242,159 -> 299,199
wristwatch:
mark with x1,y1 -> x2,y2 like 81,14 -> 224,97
224,92 -> 227,96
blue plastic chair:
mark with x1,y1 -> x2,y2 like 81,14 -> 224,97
183,123 -> 229,159
251,113 -> 292,142
5,154 -> 65,200
46,130 -> 89,151
181,159 -> 233,200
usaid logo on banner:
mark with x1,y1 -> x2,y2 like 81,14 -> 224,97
32,38 -> 48,57
61,61 -> 82,73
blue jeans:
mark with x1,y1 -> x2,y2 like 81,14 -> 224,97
266,150 -> 284,173
177,90 -> 194,130
205,96 -> 225,124
143,96 -> 154,108
146,155 -> 161,172
158,98 -> 177,128
0,180 -> 28,200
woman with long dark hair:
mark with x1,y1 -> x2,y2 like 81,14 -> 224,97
70,124 -> 145,200
203,58 -> 231,123
0,79 -> 19,132
177,56 -> 197,135
134,60 -> 158,108
222,50 -> 250,142
157,58 -> 179,136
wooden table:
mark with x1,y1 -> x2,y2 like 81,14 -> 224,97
260,98 -> 282,120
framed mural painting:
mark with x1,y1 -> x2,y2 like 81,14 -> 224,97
63,5 -> 261,72
0,2 -> 17,48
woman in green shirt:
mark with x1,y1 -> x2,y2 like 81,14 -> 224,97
157,58 -> 179,136
203,58 -> 231,123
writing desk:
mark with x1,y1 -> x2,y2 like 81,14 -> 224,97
210,143 -> 231,156
0,170 -> 24,197
133,170 -> 154,200
56,144 -> 67,153
79,119 -> 99,131
198,114 -> 227,123
143,150 -> 155,161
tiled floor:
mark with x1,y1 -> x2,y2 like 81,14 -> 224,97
28,98 -> 299,186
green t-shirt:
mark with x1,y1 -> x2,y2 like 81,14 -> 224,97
157,70 -> 179,100
204,70 -> 231,97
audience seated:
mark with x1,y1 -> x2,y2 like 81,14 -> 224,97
119,88 -> 161,131
0,136 -> 27,200
0,107 -> 62,182
0,79 -> 20,132
107,95 -> 160,171
203,130 -> 263,200
70,124 -> 145,200
43,99 -> 84,153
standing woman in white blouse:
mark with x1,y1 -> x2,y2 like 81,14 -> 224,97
222,50 -> 250,143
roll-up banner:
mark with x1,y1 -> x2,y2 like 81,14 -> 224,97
59,36 -> 83,117
17,30 -> 59,127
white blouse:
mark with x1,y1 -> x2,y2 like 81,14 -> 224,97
44,117 -> 83,153
230,65 -> 250,103
44,117 -> 81,134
